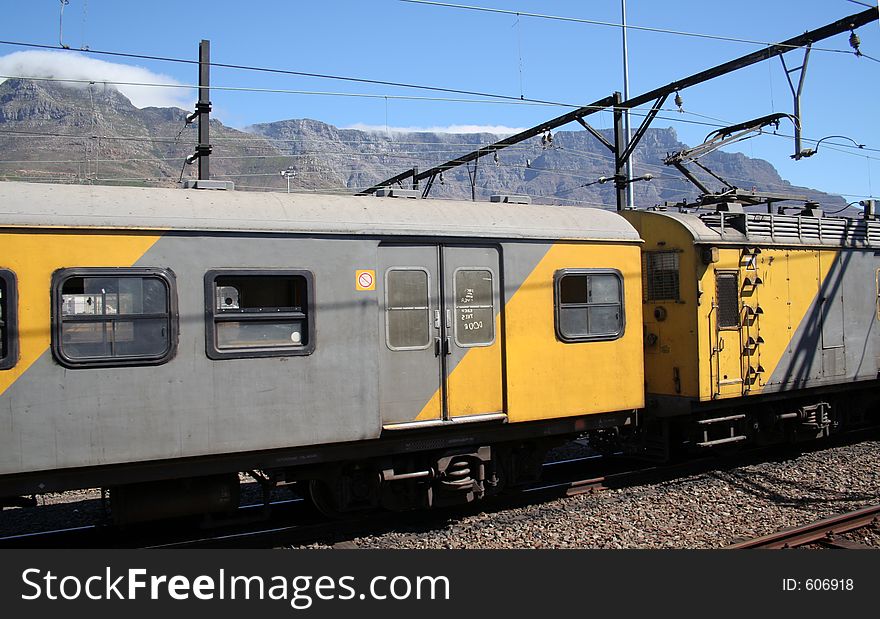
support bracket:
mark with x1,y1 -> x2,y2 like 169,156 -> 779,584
780,43 -> 812,159
620,93 -> 668,164
575,117 -> 615,153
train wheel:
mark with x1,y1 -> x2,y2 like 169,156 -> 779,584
307,479 -> 347,519
307,468 -> 380,518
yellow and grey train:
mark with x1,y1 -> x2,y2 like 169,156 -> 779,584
0,182 -> 876,520
624,204 -> 880,457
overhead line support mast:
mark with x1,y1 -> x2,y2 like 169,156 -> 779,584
359,7 -> 879,211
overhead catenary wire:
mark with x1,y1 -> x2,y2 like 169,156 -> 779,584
3,127 -> 879,181
1,145 -> 859,200
360,4 -> 878,199
2,1 -> 874,112
0,39 -> 577,108
4,113 -> 870,155
2,73 -> 877,158
0,70 -> 875,199
2,119 -> 877,164
399,0 -> 864,54
0,74 -> 568,108
5,167 -> 866,203
1,7 -> 876,162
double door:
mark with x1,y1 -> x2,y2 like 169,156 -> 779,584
379,244 -> 503,426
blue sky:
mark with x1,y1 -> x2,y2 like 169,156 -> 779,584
0,1 -> 877,202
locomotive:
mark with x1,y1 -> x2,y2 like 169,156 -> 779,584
0,181 -> 876,522
624,203 -> 880,458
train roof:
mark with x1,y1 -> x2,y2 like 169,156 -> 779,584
0,181 -> 640,243
628,208 -> 880,249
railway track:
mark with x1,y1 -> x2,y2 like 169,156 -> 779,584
0,453 -> 682,549
728,504 -> 880,549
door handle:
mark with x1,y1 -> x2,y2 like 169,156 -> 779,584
445,309 -> 452,329
434,337 -> 442,357
444,336 -> 452,356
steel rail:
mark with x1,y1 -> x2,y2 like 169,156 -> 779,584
728,504 -> 880,549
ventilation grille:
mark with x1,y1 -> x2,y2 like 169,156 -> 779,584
716,272 -> 739,329
643,251 -> 680,301
699,212 -> 880,247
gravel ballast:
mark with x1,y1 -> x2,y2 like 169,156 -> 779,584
306,439 -> 880,549
3,440 -> 878,548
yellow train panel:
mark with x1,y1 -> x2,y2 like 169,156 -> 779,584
623,211 -> 702,399
699,247 -> 747,399
693,247 -> 839,401
414,313 -> 503,421
0,231 -> 162,398
505,243 -> 644,423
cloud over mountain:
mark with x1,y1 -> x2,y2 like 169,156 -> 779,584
0,50 -> 191,109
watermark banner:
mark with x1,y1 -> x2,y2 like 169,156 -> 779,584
0,550 -> 873,617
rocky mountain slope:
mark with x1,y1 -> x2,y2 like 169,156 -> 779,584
0,78 -> 846,210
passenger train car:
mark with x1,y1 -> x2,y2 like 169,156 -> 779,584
0,182 -> 644,520
1,181 -> 877,522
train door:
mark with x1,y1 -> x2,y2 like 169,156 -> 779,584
818,251 -> 846,377
712,269 -> 743,397
442,246 -> 503,419
378,244 -> 503,426
379,245 -> 443,425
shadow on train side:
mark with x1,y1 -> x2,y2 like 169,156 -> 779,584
777,252 -> 848,387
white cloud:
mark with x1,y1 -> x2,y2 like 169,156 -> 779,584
0,51 -> 192,109
345,123 -> 526,135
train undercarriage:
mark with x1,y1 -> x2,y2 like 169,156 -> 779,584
2,382 -> 878,524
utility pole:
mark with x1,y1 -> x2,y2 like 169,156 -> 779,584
613,92 -> 628,211
196,39 -> 211,181
183,40 -> 232,190
184,40 -> 212,181
621,0 -> 633,208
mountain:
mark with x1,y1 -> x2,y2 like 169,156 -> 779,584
0,78 -> 847,211
0,78 -> 287,187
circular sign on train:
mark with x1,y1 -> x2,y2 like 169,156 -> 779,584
356,269 -> 375,291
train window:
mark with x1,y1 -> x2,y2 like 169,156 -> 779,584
454,268 -> 495,347
554,270 -> 625,342
385,268 -> 431,350
0,270 -> 19,370
644,251 -> 680,301
52,268 -> 177,368
205,270 -> 315,359
716,272 -> 740,329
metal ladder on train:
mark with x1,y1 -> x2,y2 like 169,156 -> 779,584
695,414 -> 748,447
700,247 -> 765,447
740,247 -> 765,395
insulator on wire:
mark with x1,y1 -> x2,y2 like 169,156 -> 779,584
526,158 -> 531,168
493,151 -> 499,165
850,30 -> 862,56
439,172 -> 444,185
674,91 -> 684,113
